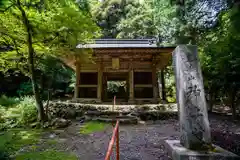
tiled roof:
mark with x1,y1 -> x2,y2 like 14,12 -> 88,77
76,39 -> 174,49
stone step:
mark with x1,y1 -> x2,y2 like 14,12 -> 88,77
84,110 -> 130,117
90,115 -> 139,124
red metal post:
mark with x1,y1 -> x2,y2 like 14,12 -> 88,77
104,121 -> 119,160
114,95 -> 116,106
112,96 -> 116,112
105,96 -> 120,160
112,96 -> 116,126
116,124 -> 120,160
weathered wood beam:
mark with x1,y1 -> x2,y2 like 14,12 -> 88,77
152,55 -> 160,103
161,69 -> 166,102
74,62 -> 81,98
97,58 -> 103,102
128,57 -> 134,103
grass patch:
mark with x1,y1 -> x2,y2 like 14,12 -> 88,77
80,121 -> 108,134
15,149 -> 78,160
0,128 -> 42,153
0,129 -> 78,160
46,139 -> 59,145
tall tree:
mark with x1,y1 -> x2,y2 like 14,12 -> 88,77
92,0 -> 137,38
200,5 -> 240,117
170,0 -> 228,44
116,1 -> 155,39
0,0 -> 99,121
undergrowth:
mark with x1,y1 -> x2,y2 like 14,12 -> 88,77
0,128 -> 78,160
0,96 -> 37,130
15,149 -> 78,160
0,128 -> 42,159
0,95 -> 20,107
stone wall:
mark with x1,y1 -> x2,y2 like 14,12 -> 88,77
45,101 -> 178,121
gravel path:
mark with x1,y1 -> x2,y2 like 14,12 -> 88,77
48,115 -> 240,160
51,119 -> 178,160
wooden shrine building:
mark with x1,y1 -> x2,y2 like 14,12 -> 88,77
72,39 -> 175,104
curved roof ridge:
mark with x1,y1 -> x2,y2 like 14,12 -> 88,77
76,39 -> 175,49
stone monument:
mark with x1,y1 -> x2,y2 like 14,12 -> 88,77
164,45 -> 239,160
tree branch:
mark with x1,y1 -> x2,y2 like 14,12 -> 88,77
0,3 -> 15,13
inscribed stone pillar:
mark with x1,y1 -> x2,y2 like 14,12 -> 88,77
74,62 -> 80,98
97,63 -> 103,102
172,45 -> 211,149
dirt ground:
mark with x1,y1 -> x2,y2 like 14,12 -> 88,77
45,114 -> 240,160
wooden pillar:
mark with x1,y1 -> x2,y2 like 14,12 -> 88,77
158,72 -> 162,100
97,61 -> 103,102
156,72 -> 160,100
103,73 -> 107,101
129,70 -> 134,103
128,59 -> 134,103
161,69 -> 166,102
74,62 -> 80,98
152,64 -> 159,103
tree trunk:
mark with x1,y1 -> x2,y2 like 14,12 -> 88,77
161,69 -> 166,101
40,73 -> 44,99
17,0 -> 45,121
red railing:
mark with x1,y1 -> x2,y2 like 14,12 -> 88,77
105,96 -> 120,160
104,120 -> 120,160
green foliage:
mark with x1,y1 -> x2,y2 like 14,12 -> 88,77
107,81 -> 126,94
92,0 -> 137,38
164,66 -> 176,103
0,96 -> 37,129
17,96 -> 37,125
116,1 -> 155,39
200,7 -> 240,87
38,56 -> 75,98
0,0 -> 100,73
17,81 -> 33,96
0,0 -> 100,121
198,6 -> 240,115
0,95 -> 20,107
80,121 -> 108,134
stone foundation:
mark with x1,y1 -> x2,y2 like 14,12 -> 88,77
45,101 -> 177,121
164,140 -> 239,160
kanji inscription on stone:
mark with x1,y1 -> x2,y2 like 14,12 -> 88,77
172,45 -> 211,149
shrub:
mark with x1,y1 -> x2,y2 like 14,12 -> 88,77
0,96 -> 37,129
17,96 -> 37,125
0,106 -> 8,130
0,95 -> 19,107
